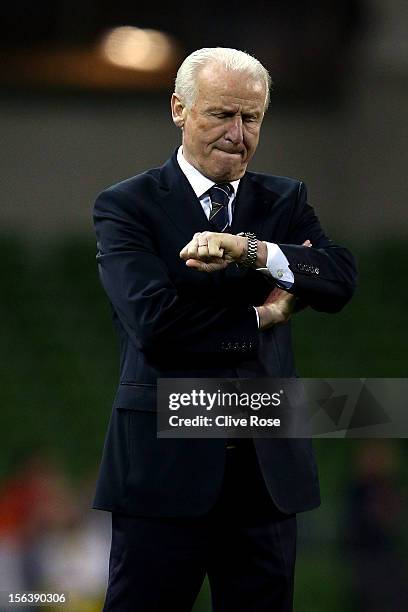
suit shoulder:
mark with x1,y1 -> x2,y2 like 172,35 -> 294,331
246,171 -> 303,195
97,167 -> 161,199
93,167 -> 161,214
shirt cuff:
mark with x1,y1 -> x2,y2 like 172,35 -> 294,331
256,242 -> 294,288
253,306 -> 260,328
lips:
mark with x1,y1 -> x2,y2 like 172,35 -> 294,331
216,147 -> 245,157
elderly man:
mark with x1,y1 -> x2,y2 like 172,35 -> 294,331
93,47 -> 357,612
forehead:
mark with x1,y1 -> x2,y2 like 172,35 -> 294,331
194,63 -> 266,110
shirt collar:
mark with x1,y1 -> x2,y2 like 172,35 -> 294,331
176,146 -> 240,198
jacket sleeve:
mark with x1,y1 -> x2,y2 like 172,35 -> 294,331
277,182 -> 358,312
94,188 -> 259,355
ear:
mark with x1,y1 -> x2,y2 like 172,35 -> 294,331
171,93 -> 186,129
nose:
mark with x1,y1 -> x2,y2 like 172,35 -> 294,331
225,116 -> 243,144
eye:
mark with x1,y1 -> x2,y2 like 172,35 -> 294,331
210,111 -> 235,119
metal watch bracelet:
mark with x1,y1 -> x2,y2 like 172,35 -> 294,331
237,232 -> 258,268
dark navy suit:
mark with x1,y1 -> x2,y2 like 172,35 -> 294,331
92,151 -> 357,610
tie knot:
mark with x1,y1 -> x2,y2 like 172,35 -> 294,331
209,183 -> 233,207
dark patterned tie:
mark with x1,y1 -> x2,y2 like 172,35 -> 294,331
208,183 -> 233,232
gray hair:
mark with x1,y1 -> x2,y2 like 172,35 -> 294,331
174,47 -> 272,111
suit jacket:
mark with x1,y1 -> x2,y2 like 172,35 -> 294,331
92,150 -> 357,517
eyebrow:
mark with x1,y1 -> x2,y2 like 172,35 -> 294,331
207,106 -> 261,117
206,106 -> 234,112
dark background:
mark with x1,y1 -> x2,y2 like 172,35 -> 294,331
0,1 -> 407,610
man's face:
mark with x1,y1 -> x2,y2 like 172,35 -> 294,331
171,63 -> 266,182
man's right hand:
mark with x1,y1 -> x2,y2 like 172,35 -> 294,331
256,288 -> 296,329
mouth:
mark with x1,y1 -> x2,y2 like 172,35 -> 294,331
215,148 -> 245,159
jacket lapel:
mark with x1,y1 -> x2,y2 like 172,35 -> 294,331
230,173 -> 274,237
156,152 -> 213,241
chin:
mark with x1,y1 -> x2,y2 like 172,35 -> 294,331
211,162 -> 246,182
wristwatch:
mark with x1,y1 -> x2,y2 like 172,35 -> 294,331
236,232 -> 258,268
